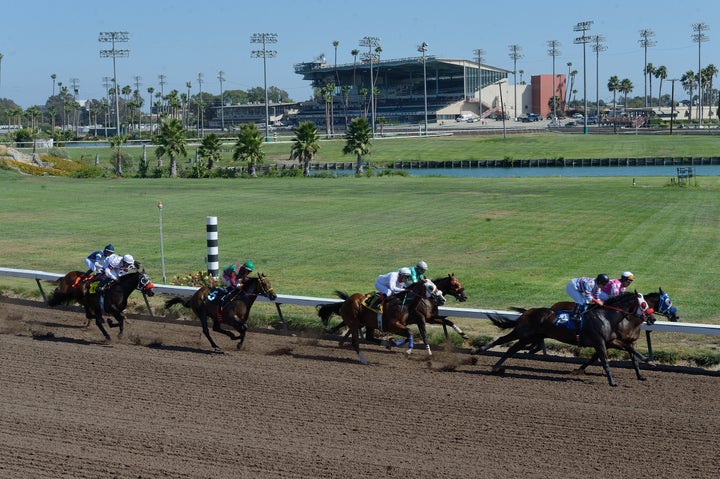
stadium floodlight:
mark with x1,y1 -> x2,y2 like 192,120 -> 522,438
251,33 -> 278,142
573,21 -> 593,134
418,42 -> 429,135
99,31 -> 129,136
359,36 -> 381,137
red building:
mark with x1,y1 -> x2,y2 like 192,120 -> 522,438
531,74 -> 566,118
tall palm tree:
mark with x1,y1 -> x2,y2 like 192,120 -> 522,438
568,70 -> 578,109
155,118 -> 187,178
565,62 -> 572,108
343,117 -> 372,174
341,85 -> 351,127
322,83 -> 334,138
233,123 -> 264,177
147,86 -> 154,118
654,66 -> 667,108
607,75 -> 620,134
351,48 -> 360,92
290,121 -> 320,176
619,78 -> 634,110
702,64 -> 718,116
681,70 -> 696,114
645,63 -> 655,108
108,134 -> 128,176
51,73 -> 57,97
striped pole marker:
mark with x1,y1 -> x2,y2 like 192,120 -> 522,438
206,216 -> 219,277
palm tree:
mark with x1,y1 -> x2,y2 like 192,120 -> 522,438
607,75 -> 621,133
197,133 -> 223,173
233,123 -> 264,177
654,66 -> 667,108
322,83 -> 334,138
351,48 -> 360,91
359,88 -> 369,118
702,64 -> 718,116
108,134 -> 128,176
568,70 -> 578,109
619,78 -> 634,110
155,118 -> 187,178
565,62 -> 572,108
51,73 -> 57,97
645,63 -> 655,108
341,85 -> 351,127
147,86 -> 154,118
343,117 -> 372,174
681,70 -> 696,115
290,121 -> 320,176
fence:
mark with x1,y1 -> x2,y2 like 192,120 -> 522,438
2,267 -> 718,360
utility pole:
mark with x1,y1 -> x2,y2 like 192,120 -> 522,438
218,70 -> 225,131
474,48 -> 486,122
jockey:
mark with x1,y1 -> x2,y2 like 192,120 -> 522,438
372,267 -> 412,309
404,260 -> 428,284
600,271 -> 634,301
566,273 -> 610,341
84,243 -> 115,276
99,254 -> 135,291
422,279 -> 446,306
221,260 -> 255,300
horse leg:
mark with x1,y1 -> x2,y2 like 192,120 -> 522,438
200,314 -> 222,352
350,322 -> 367,365
94,314 -> 111,341
235,323 -> 248,350
491,340 -> 530,374
416,320 -> 432,357
472,329 -> 520,355
443,319 -> 469,340
590,340 -> 616,387
573,351 -> 600,376
625,347 -> 646,381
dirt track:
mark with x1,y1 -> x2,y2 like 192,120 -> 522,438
1,297 -> 718,478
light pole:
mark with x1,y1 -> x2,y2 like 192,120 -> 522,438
157,201 -> 166,284
418,42 -> 429,135
574,20 -> 593,134
99,31 -> 129,136
474,48 -> 486,122
251,33 -> 278,142
360,36 -> 381,137
692,23 -> 709,126
0,52 -> 3,97
218,70 -> 225,131
197,72 -> 204,137
639,29 -> 656,109
669,79 -> 678,135
592,35 -> 606,118
508,44 -> 523,120
547,41 -> 560,123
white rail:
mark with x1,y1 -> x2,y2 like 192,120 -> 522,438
2,267 -> 719,337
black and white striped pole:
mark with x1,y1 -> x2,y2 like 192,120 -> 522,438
206,216 -> 219,277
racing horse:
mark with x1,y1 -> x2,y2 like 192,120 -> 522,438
475,291 -> 654,386
317,280 -> 443,364
320,273 -> 469,341
47,270 -> 90,307
164,274 -> 277,352
548,287 -> 679,363
83,264 -> 156,341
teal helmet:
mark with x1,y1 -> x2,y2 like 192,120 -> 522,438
243,260 -> 255,272
103,243 -> 115,255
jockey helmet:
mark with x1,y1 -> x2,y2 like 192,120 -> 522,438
595,273 -> 610,285
104,243 -> 115,255
122,254 -> 134,265
416,260 -> 428,271
243,260 -> 255,272
398,267 -> 412,277
621,271 -> 635,281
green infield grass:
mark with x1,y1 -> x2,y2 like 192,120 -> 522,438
1,168 -> 718,362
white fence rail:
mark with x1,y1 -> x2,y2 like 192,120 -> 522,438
2,267 -> 719,341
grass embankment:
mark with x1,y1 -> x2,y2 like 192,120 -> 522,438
0,172 -> 718,366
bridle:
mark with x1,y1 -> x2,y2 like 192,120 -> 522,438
601,292 -> 654,321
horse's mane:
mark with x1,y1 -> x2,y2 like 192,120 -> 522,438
604,291 -> 636,307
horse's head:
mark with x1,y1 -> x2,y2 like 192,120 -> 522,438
136,269 -> 155,297
408,280 -> 446,306
255,273 -> 277,301
646,287 -> 679,322
441,273 -> 467,302
605,291 -> 654,321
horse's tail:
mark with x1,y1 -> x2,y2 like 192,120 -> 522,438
164,296 -> 192,309
334,290 -> 350,300
509,306 -> 527,313
487,312 -> 519,330
317,302 -> 342,326
46,289 -> 70,307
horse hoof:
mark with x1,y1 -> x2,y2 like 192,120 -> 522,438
571,368 -> 585,376
357,353 -> 368,365
212,347 -> 224,354
491,367 -> 505,375
638,376 -> 647,381
405,349 -> 413,356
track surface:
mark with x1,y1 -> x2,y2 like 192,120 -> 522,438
1,297 -> 718,478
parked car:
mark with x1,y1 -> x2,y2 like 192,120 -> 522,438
564,121 -> 577,127
527,113 -> 541,122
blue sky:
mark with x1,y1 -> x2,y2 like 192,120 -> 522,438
0,0 -> 717,108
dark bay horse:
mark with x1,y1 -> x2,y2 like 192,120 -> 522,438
47,270 -> 90,307
164,274 -> 277,352
476,292 -> 654,386
549,287 -> 679,363
317,280 -> 442,364
83,265 -> 155,341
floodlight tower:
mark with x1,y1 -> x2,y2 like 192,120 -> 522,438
508,44 -> 523,120
546,40 -> 561,122
691,23 -> 709,126
573,20 -> 593,134
359,36 -> 381,137
591,35 -> 606,118
474,48 -> 486,121
418,42 -> 429,135
251,33 -> 278,142
638,29 -> 656,109
99,31 -> 129,136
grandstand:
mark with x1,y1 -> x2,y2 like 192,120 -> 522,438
292,55 -> 511,127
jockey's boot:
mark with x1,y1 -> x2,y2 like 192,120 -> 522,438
571,303 -> 584,345
371,293 -> 385,312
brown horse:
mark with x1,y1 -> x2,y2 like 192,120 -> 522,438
164,274 -> 277,352
475,291 -> 654,386
83,265 -> 156,341
47,270 -> 91,307
317,280 -> 442,364
549,288 -> 679,364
